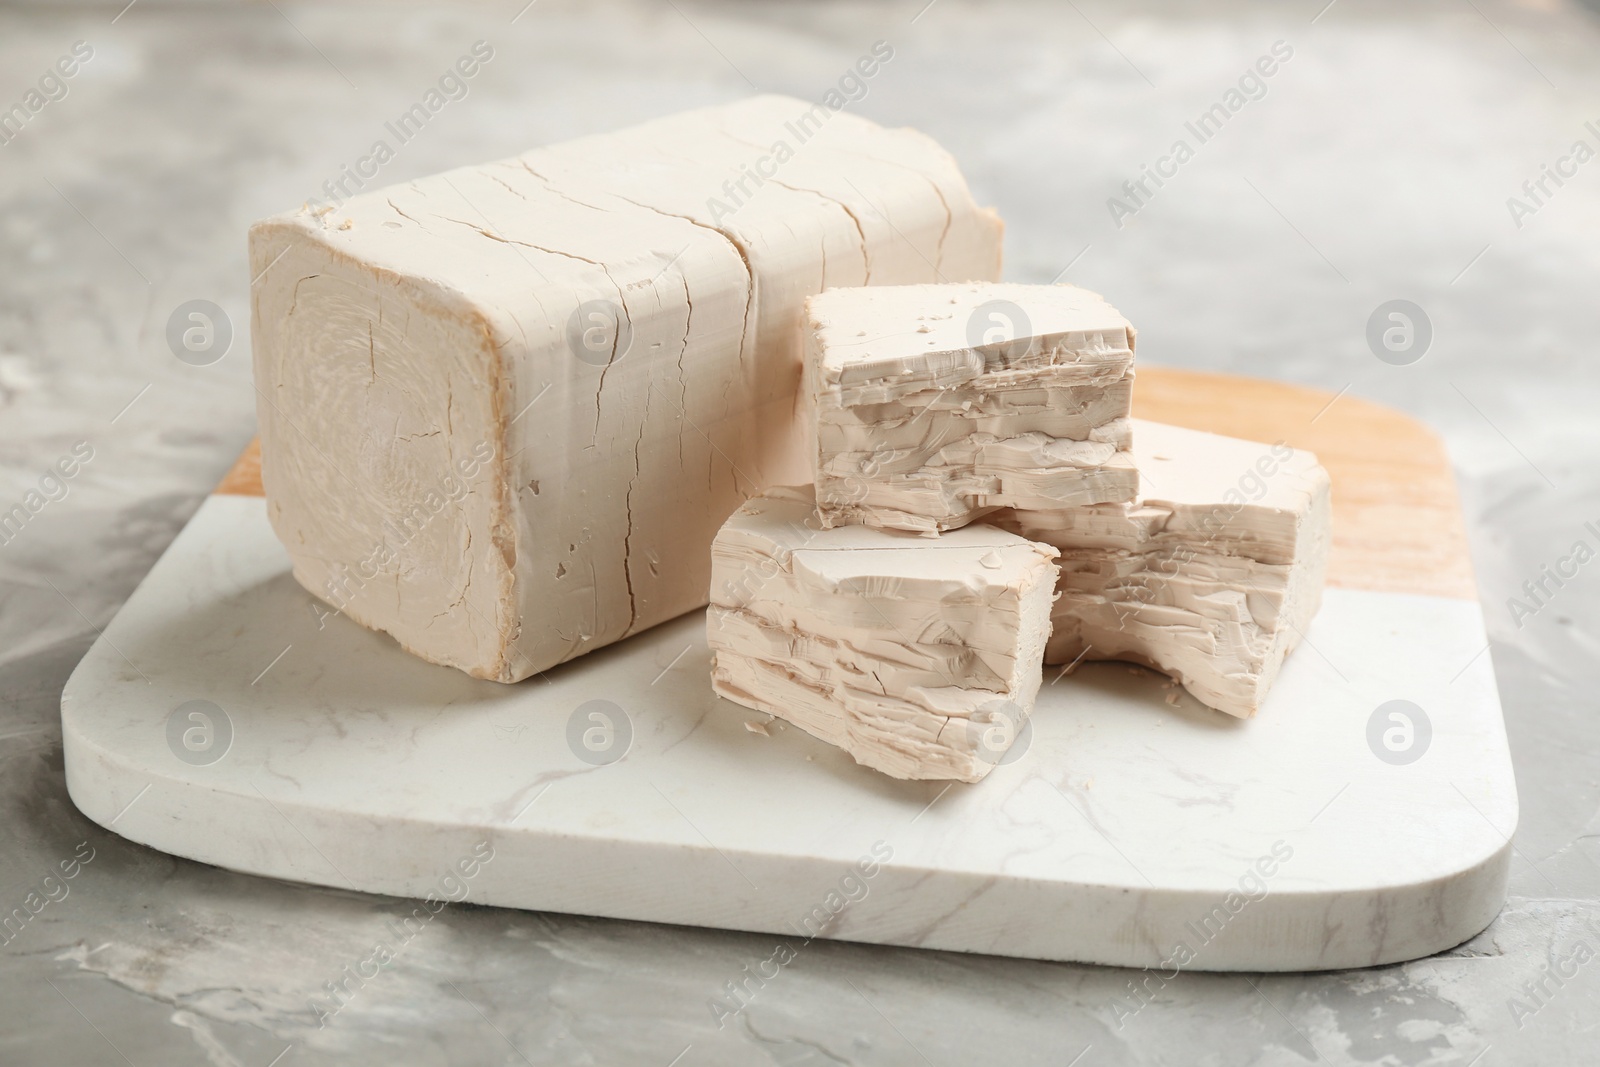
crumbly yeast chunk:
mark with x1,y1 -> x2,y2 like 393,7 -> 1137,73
707,485 -> 1058,782
808,282 -> 1138,535
995,419 -> 1332,718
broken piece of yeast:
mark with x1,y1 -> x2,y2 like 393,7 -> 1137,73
707,485 -> 1059,783
250,95 -> 1003,681
808,282 -> 1138,534
996,419 -> 1332,718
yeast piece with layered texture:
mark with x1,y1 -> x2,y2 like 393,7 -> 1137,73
809,282 -> 1138,535
707,485 -> 1059,783
996,419 -> 1332,718
250,95 -> 1003,681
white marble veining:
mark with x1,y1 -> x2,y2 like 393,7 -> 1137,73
64,494 -> 1514,971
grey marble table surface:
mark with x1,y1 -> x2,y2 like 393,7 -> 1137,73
3,1 -> 1598,1064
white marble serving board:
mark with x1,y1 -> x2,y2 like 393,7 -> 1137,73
62,493 -> 1516,971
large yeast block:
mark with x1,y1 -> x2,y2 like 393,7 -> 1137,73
707,486 -> 1058,782
251,96 -> 1003,681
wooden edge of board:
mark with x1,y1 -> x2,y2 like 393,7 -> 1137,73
215,437 -> 263,497
217,366 -> 1477,601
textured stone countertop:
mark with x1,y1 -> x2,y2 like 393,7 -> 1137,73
3,1 -> 1598,1064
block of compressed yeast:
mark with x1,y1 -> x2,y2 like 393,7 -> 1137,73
995,419 -> 1331,718
707,485 -> 1058,782
808,282 -> 1138,535
251,95 -> 1003,681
